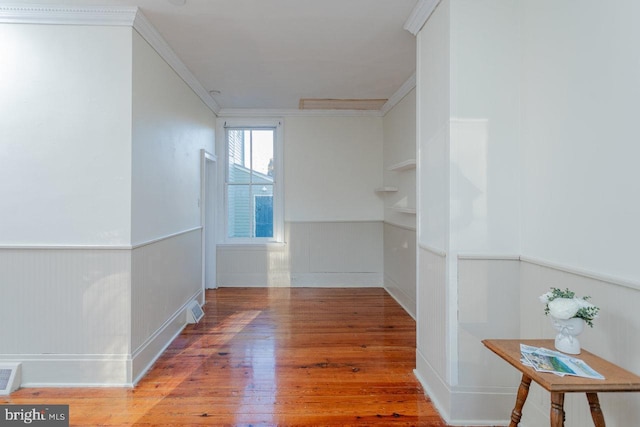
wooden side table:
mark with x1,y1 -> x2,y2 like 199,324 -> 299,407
483,339 -> 640,427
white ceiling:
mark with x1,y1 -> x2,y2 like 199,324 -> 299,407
10,0 -> 418,110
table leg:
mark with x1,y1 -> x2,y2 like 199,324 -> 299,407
509,374 -> 532,427
550,392 -> 565,427
586,393 -> 606,427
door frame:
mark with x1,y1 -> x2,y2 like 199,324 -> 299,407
200,149 -> 218,299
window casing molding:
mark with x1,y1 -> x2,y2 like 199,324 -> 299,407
218,118 -> 284,244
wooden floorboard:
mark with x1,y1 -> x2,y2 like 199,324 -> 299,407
3,287 -> 470,426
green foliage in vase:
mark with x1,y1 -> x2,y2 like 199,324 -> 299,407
539,287 -> 600,327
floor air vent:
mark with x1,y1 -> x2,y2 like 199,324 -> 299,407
187,300 -> 204,324
0,363 -> 21,395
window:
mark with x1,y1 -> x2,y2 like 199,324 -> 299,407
224,120 -> 282,242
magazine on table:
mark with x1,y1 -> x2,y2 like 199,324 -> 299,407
520,344 -> 604,380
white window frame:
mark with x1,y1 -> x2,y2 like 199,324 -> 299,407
219,118 -> 284,244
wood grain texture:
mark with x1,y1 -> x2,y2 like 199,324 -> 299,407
509,375 -> 531,427
482,339 -> 640,393
484,338 -> 640,427
3,288 -> 469,426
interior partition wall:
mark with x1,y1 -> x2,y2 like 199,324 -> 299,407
415,0 -> 640,425
0,10 -> 216,386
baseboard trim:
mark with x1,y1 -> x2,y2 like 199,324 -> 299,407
447,388 -> 514,426
1,291 -> 204,388
383,277 -> 415,319
285,220 -> 383,224
415,349 -> 514,426
291,273 -> 383,287
0,354 -> 132,388
131,290 -> 203,385
218,272 -> 383,288
414,349 -> 451,422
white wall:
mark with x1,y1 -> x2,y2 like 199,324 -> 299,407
450,0 -> 520,255
518,261 -> 640,427
217,114 -> 385,288
382,89 -> 417,317
520,0 -> 640,285
0,20 -> 217,386
415,0 -> 640,425
0,23 -> 134,386
130,30 -> 216,381
284,116 -> 384,222
415,0 -> 452,417
383,89 -> 417,229
417,0 -> 522,423
516,1 -> 640,425
131,31 -> 215,245
417,0 -> 450,252
449,2 -> 521,422
0,24 -> 132,246
218,221 -> 383,287
0,248 -> 132,386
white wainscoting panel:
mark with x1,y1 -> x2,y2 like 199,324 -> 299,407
216,243 -> 292,287
452,257 -> 520,424
457,258 -> 520,388
307,222 -> 382,274
518,259 -> 640,427
415,246 -> 449,416
416,247 -> 447,379
217,221 -> 383,287
383,222 -> 416,318
130,229 -> 202,381
0,247 -> 131,386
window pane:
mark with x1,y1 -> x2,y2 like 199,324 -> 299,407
251,130 -> 274,178
253,185 -> 273,238
226,126 -> 277,240
227,184 -> 251,238
227,129 -> 249,184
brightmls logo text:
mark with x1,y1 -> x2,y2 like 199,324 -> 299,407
4,408 -> 45,424
0,406 -> 68,426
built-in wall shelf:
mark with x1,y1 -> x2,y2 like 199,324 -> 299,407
391,207 -> 416,214
375,186 -> 399,192
387,159 -> 416,172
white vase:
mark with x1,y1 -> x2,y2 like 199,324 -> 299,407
551,317 -> 585,354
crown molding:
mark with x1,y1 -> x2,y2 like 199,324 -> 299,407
219,72 -> 417,118
218,108 -> 382,118
403,0 -> 441,36
132,12 -> 221,115
380,72 -> 416,116
2,5 -> 411,117
0,4 -> 137,26
0,4 -> 221,116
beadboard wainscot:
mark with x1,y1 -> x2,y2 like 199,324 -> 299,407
383,222 -> 416,318
217,221 -> 384,288
517,257 -> 640,427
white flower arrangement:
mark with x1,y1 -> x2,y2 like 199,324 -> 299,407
539,287 -> 599,327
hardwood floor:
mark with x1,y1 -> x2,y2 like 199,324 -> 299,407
3,288 -> 451,426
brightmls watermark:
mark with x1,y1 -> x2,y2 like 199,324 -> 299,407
0,405 -> 68,426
